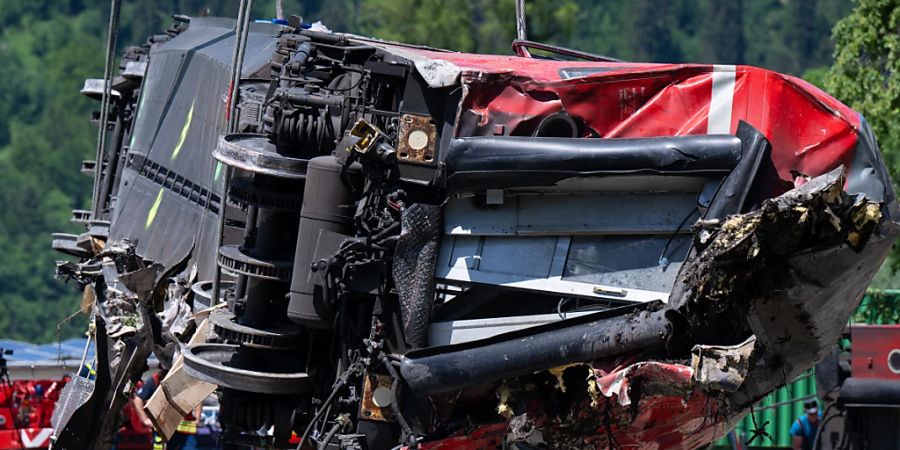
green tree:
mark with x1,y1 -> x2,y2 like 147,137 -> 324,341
786,0 -> 819,70
827,0 -> 900,172
359,0 -> 476,51
826,0 -> 900,280
627,0 -> 682,62
702,0 -> 745,65
0,9 -> 106,342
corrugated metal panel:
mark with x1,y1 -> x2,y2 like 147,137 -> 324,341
719,370 -> 817,448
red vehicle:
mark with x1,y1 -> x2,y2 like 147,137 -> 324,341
813,325 -> 900,449
0,349 -> 151,450
0,377 -> 63,450
116,393 -> 153,450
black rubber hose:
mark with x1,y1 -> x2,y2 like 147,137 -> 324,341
380,354 -> 416,448
812,403 -> 842,450
441,134 -> 743,192
400,306 -> 669,395
296,363 -> 360,450
317,421 -> 342,450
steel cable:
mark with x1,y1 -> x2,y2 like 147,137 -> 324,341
91,0 -> 122,218
213,0 -> 253,306
515,0 -> 527,41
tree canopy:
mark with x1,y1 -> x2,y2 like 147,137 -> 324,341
826,0 -> 900,284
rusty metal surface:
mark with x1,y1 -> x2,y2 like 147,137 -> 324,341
396,114 -> 437,164
359,373 -> 395,422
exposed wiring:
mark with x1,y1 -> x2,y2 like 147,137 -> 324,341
296,362 -> 363,449
56,306 -> 89,363
812,402 -> 842,450
379,355 -> 418,449
557,297 -> 571,320
745,404 -> 773,445
317,414 -> 351,450
658,208 -> 699,271
322,69 -> 365,93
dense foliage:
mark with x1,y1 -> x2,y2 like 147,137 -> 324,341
0,0 -> 873,342
828,0 -> 900,197
825,0 -> 900,286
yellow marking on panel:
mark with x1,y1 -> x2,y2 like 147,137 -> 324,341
171,100 -> 195,161
146,188 -> 164,229
130,89 -> 149,149
214,161 -> 223,182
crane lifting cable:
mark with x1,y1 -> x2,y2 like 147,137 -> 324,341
515,0 -> 527,42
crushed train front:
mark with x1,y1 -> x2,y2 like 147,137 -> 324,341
50,17 -> 898,450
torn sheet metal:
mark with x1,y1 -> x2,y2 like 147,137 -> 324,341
691,337 -> 756,393
418,167 -> 892,449
418,360 -> 743,449
358,43 -> 893,210
595,361 -> 694,408
450,66 -> 861,191
666,166 -> 895,409
51,243 -> 195,450
462,362 -> 740,450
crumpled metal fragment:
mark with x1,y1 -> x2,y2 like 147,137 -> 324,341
156,265 -> 196,364
101,260 -> 144,341
691,336 -> 756,393
594,362 -> 694,407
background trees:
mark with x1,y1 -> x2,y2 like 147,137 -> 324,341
826,0 -> 900,283
0,0 -> 888,342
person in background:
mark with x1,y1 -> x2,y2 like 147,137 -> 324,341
791,399 -> 823,450
133,372 -> 202,450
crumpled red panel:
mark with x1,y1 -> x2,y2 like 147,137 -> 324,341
405,50 -> 863,188
417,361 -> 736,450
595,361 -> 694,407
471,68 -> 854,179
417,423 -> 506,450
591,362 -> 728,449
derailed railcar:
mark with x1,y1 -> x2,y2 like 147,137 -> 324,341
50,12 -> 898,450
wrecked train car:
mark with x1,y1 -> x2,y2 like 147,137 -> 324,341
49,12 -> 898,450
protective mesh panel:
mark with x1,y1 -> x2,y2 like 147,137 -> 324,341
393,204 -> 441,348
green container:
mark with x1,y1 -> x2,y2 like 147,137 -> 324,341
712,371 -> 815,448
776,387 -> 790,447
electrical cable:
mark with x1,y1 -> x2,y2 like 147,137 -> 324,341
317,420 -> 343,450
812,402 -> 842,450
379,355 -> 416,448
515,0 -> 527,42
296,362 -> 362,449
658,208 -> 699,270
212,0 -> 251,307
